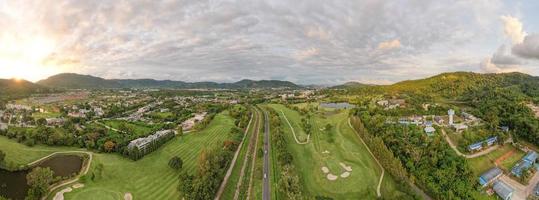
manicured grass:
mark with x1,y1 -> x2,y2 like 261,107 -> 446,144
221,107 -> 261,200
62,111 -> 236,200
272,104 -> 309,143
267,104 -> 408,199
0,136 -> 80,169
468,145 -> 525,176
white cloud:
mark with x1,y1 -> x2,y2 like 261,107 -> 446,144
377,39 -> 401,50
500,15 -> 526,44
480,57 -> 522,73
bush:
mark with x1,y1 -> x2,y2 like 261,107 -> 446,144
168,156 -> 183,170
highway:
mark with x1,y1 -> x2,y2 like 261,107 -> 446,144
262,109 -> 271,200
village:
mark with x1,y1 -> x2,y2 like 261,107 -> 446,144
376,98 -> 539,200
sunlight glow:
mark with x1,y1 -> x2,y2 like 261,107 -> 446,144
0,33 -> 60,81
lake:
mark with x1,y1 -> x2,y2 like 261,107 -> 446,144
319,102 -> 356,109
0,154 -> 83,200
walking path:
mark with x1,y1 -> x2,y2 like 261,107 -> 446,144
347,119 -> 382,197
348,118 -> 432,200
441,129 -> 499,158
280,110 -> 309,144
214,111 -> 255,200
42,151 -> 93,200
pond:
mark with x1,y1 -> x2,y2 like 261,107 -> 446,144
319,102 -> 356,109
0,154 -> 83,200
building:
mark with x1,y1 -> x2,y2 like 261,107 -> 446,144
377,100 -> 389,107
128,130 -> 175,151
453,123 -> 468,132
448,109 -> 455,125
45,118 -> 65,126
462,112 -> 477,121
6,104 -> 32,111
434,116 -> 444,124
468,136 -> 498,152
478,167 -> 503,187
493,181 -> 514,200
389,99 -> 405,105
511,151 -> 538,177
424,126 -> 436,136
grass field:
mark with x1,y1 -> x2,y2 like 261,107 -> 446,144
0,136 -> 81,169
100,119 -> 163,136
221,107 -> 261,200
267,104 -> 408,199
468,145 -> 525,176
59,111 -> 236,200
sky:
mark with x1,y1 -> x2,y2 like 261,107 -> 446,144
1,0 -> 539,85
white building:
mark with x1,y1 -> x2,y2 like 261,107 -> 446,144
128,130 -> 175,151
448,109 -> 455,125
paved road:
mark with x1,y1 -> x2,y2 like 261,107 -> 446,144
262,109 -> 271,200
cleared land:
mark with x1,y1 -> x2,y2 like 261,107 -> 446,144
468,145 -> 525,176
267,104 -> 407,199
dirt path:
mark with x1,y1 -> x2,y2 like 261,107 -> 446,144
214,111 -> 255,200
441,129 -> 499,158
280,110 -> 309,144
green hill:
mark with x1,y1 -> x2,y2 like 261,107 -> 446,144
0,79 -> 49,101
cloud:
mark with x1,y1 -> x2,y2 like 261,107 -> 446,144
480,58 -> 522,73
293,47 -> 320,61
512,34 -> 539,60
500,15 -> 526,44
377,39 -> 401,50
491,45 -> 522,65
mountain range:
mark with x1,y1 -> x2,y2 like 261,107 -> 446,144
36,73 -> 301,89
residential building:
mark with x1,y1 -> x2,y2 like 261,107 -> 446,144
424,126 -> 436,136
468,136 -> 497,152
511,151 -> 538,177
493,181 -> 513,200
478,167 -> 503,187
46,118 -> 65,126
128,129 -> 175,151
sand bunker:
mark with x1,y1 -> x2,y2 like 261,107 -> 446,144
340,162 -> 352,172
340,172 -> 351,178
53,187 -> 73,200
321,166 -> 329,174
322,150 -> 330,154
327,173 -> 338,181
72,183 -> 84,189
124,193 -> 133,200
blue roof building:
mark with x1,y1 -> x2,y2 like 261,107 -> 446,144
468,142 -> 483,151
511,151 -> 538,177
486,136 -> 498,146
493,181 -> 514,200
478,167 -> 503,187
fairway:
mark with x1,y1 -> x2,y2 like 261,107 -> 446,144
62,111 -> 236,200
267,104 -> 407,199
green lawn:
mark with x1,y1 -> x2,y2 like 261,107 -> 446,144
221,107 -> 261,200
100,120 -> 162,136
273,104 -> 309,143
468,145 -> 525,176
61,111 -> 236,200
267,104 -> 408,199
0,136 -> 80,169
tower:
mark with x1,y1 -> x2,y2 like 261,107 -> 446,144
448,109 -> 454,125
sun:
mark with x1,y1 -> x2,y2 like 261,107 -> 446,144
0,33 -> 60,81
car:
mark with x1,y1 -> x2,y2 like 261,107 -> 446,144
264,173 -> 267,179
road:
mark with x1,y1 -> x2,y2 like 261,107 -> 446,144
262,109 -> 271,200
441,129 -> 499,158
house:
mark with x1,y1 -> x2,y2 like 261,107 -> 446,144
377,100 -> 389,107
468,136 -> 497,152
453,123 -> 468,132
478,167 -> 503,187
434,116 -> 444,124
389,99 -> 405,105
511,151 -> 538,177
493,181 -> 514,200
45,118 -> 65,126
534,182 -> 539,196
424,126 -> 436,136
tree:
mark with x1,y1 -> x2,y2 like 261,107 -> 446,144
103,140 -> 116,152
176,126 -> 183,137
26,167 -> 54,200
168,156 -> 183,170
0,150 -> 5,164
36,118 -> 47,126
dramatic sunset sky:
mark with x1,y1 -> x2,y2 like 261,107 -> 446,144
1,0 -> 538,84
